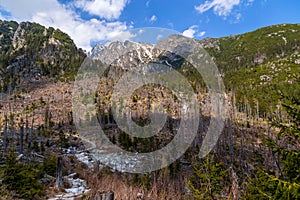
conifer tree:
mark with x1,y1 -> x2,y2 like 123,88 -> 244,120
188,154 -> 230,199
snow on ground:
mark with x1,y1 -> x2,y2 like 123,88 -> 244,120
75,152 -> 95,169
48,173 -> 90,200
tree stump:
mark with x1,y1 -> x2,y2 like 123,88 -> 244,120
99,191 -> 114,200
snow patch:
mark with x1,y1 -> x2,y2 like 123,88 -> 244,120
75,152 -> 95,168
48,173 -> 90,200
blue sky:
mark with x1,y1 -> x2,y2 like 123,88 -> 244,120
0,0 -> 299,51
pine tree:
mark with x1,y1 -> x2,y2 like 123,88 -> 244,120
1,149 -> 44,199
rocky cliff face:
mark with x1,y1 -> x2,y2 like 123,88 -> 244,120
91,40 -> 161,65
89,39 -> 185,123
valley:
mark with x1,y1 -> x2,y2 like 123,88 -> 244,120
0,20 -> 299,199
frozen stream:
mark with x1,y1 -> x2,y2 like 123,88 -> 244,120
48,146 -> 146,200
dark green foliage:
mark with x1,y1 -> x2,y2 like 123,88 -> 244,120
246,169 -> 300,200
168,160 -> 181,178
188,154 -> 230,200
132,173 -> 152,190
52,29 -> 74,44
0,150 -> 44,199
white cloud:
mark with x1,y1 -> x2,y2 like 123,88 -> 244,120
146,0 -> 150,7
150,15 -> 157,23
195,0 -> 241,17
75,0 -> 129,20
182,25 -> 206,38
0,0 -> 60,20
156,34 -> 163,41
198,31 -> 206,37
0,0 -> 133,51
182,25 -> 198,38
235,13 -> 242,22
138,29 -> 144,34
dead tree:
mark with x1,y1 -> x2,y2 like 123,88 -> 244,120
20,123 -> 24,154
9,113 -> 15,148
56,156 -> 63,188
4,116 -> 8,153
25,114 -> 29,143
28,112 -> 34,148
228,119 -> 234,164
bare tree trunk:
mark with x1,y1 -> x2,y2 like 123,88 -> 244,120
25,114 -> 29,143
228,119 -> 234,164
9,113 -> 15,148
20,124 -> 24,154
4,117 -> 8,153
56,156 -> 63,188
239,127 -> 244,168
28,112 -> 34,148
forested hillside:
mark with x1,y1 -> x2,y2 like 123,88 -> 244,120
200,24 -> 300,114
0,20 -> 85,93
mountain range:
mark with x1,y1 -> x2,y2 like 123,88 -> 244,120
0,21 -> 299,121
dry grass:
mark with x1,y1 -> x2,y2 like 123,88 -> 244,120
62,156 -> 192,200
84,173 -> 192,200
